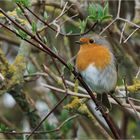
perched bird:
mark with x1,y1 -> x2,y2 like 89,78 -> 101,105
76,34 -> 117,109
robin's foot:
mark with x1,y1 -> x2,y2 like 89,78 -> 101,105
95,105 -> 102,111
95,100 -> 109,112
95,101 -> 103,111
74,72 -> 82,80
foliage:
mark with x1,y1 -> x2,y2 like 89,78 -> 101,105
0,124 -> 10,132
87,2 -> 112,22
79,2 -> 112,32
14,0 -> 31,7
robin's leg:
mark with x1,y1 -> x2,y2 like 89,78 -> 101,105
95,94 -> 103,111
102,93 -> 112,110
96,94 -> 110,112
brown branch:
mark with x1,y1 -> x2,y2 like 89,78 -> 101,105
16,3 -> 32,25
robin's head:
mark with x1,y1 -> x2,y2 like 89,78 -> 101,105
76,34 -> 112,51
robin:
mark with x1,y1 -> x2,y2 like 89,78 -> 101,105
75,34 -> 117,109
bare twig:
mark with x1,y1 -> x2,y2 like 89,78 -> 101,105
120,22 -> 126,43
99,19 -> 117,35
59,13 -> 79,27
123,28 -> 139,43
129,97 -> 140,104
118,17 -> 140,29
54,2 -> 68,21
135,67 -> 140,78
42,83 -> 90,98
117,0 -> 122,18
127,98 -> 140,119
0,115 -> 79,135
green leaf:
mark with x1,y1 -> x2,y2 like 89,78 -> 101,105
43,36 -> 48,44
16,29 -> 28,39
44,11 -> 49,21
96,4 -> 104,19
52,46 -> 58,54
67,61 -> 74,72
14,0 -> 31,7
88,15 -> 97,21
31,21 -> 37,33
0,124 -> 9,132
45,121 -> 55,130
16,8 -> 22,16
103,2 -> 109,16
79,19 -> 87,33
13,0 -> 21,2
101,15 -> 112,21
87,4 -> 97,17
60,110 -> 69,121
22,0 -> 30,7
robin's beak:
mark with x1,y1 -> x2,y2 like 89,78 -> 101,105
75,41 -> 83,45
75,41 -> 81,44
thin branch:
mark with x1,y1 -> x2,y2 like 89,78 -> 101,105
42,83 -> 90,98
99,18 -> 117,35
16,3 -> 32,25
127,98 -> 140,120
129,97 -> 140,104
54,2 -> 68,21
59,13 -> 79,27
135,67 -> 140,78
0,114 -> 79,135
123,28 -> 139,43
118,17 -> 140,28
51,58 -> 68,89
27,95 -> 68,139
120,22 -> 126,44
117,0 -> 122,18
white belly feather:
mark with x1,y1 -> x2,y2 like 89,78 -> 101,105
80,64 -> 117,94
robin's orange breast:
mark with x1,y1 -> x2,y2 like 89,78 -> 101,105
76,44 -> 111,71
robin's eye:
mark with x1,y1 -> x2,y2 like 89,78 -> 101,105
89,39 -> 94,44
